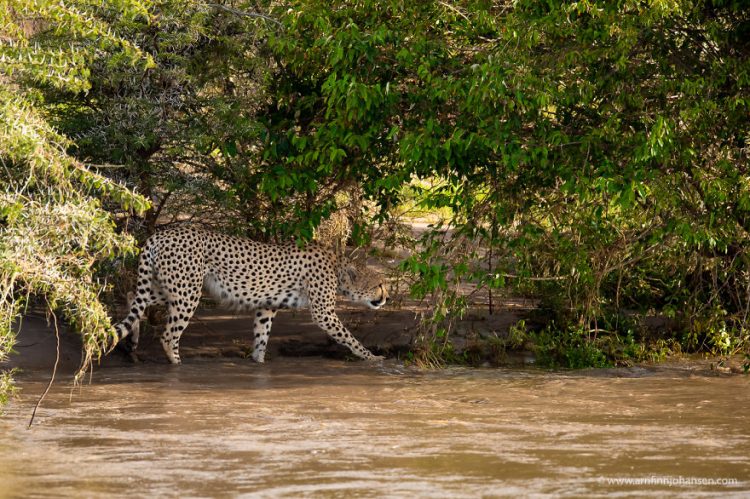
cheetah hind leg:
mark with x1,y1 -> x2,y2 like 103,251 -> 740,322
121,321 -> 140,362
160,296 -> 199,365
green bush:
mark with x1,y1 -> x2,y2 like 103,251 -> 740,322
531,326 -> 612,369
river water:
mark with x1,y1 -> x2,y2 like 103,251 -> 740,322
0,358 -> 748,497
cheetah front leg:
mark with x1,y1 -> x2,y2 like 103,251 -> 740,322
251,308 -> 277,363
311,306 -> 383,361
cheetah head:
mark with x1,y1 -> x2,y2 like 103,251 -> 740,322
337,264 -> 389,309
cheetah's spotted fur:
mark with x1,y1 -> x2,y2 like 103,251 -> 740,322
114,226 -> 388,364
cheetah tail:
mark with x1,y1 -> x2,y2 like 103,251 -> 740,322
113,292 -> 140,342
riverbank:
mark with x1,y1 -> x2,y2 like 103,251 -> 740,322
5,304 -> 747,378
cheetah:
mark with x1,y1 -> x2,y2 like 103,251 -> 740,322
113,226 -> 388,364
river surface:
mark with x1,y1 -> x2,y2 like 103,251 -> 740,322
0,358 -> 748,497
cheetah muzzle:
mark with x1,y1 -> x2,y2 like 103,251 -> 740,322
113,226 -> 387,364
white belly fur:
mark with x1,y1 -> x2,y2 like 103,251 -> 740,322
202,273 -> 309,310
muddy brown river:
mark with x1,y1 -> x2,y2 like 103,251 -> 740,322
0,358 -> 748,497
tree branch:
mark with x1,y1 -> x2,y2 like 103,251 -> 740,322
28,304 -> 60,428
207,3 -> 283,28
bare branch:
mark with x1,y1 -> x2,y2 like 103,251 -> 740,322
497,273 -> 568,282
28,304 -> 60,428
206,3 -> 283,28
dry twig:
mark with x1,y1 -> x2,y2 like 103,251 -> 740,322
27,304 -> 60,428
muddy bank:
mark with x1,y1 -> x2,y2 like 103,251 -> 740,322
5,301 -> 425,371
8,288 -> 535,368
5,302 -> 743,375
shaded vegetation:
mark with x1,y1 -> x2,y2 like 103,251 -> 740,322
2,0 -> 750,396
